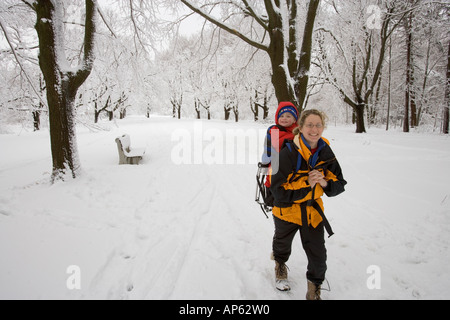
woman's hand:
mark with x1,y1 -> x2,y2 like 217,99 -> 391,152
308,170 -> 328,188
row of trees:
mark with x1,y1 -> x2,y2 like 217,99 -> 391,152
155,0 -> 449,133
170,0 -> 449,134
0,0 -> 449,181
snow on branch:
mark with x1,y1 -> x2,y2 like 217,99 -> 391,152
0,16 -> 48,109
240,0 -> 269,31
56,0 -> 97,86
20,0 -> 36,10
266,0 -> 281,16
97,4 -> 117,38
180,0 -> 269,52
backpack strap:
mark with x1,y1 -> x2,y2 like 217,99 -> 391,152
284,141 -> 302,184
312,200 -> 334,237
263,125 -> 278,161
300,200 -> 334,239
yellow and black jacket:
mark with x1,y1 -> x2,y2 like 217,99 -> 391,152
270,134 -> 346,235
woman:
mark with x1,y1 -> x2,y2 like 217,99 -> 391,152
270,109 -> 347,299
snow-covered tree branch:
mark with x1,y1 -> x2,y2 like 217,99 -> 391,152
179,0 -> 320,111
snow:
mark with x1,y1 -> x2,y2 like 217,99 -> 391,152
1,116 -> 450,300
50,0 -> 97,75
51,0 -> 74,75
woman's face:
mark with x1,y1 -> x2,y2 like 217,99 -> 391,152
300,114 -> 324,148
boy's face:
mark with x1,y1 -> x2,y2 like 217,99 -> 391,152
278,113 -> 297,128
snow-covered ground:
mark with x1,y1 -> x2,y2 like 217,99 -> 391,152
1,116 -> 449,300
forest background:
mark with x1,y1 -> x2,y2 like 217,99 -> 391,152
0,0 -> 449,179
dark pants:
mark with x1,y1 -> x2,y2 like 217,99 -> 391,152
272,215 -> 327,285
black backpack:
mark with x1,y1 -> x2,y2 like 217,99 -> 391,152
255,141 -> 301,218
255,162 -> 274,218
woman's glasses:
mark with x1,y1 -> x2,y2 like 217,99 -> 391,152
304,123 -> 323,129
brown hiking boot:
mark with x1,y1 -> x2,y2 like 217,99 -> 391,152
306,280 -> 322,300
275,260 -> 290,291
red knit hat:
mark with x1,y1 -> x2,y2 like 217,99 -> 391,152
275,102 -> 299,123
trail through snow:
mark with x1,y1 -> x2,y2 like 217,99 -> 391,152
1,116 -> 449,300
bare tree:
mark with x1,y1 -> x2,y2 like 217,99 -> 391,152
249,85 -> 271,121
402,0 -> 449,132
23,0 -> 97,181
444,40 -> 450,134
402,0 -> 419,132
316,1 -> 405,133
179,0 -> 320,111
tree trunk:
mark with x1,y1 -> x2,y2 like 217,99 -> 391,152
251,90 -> 259,121
341,93 -> 366,133
266,0 -> 320,110
267,27 -> 296,104
403,9 -> 413,133
386,37 -> 392,131
233,104 -> 239,122
33,109 -> 41,131
33,76 -> 46,131
403,33 -> 411,132
253,101 -> 259,121
295,0 -> 320,110
120,108 -> 127,119
262,92 -> 270,120
94,105 -> 100,123
224,105 -> 231,120
34,0 -> 96,181
47,81 -> 80,179
354,104 -> 366,134
444,40 -> 450,134
195,99 -> 201,119
171,94 -> 182,119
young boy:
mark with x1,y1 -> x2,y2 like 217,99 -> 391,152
261,102 -> 299,187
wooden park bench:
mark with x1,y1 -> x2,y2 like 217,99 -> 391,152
115,134 -> 146,165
